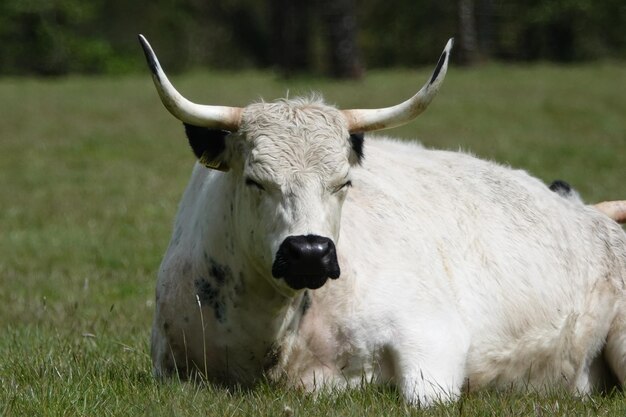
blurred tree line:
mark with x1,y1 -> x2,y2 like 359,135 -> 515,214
0,0 -> 624,77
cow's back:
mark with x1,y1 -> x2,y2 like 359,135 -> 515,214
335,136 -> 626,389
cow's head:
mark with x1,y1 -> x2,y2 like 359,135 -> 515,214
139,35 -> 452,291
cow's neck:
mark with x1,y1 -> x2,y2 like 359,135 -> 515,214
225,263 -> 305,344
195,183 -> 306,373
203,249 -> 307,377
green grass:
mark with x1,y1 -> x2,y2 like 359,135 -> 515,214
1,63 -> 625,416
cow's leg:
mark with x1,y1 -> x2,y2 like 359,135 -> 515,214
390,314 -> 469,407
151,321 -> 175,378
577,352 -> 619,394
151,314 -> 189,379
604,300 -> 626,386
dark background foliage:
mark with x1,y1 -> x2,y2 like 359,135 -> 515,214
0,0 -> 624,77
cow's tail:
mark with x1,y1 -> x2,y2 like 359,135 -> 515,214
594,201 -> 626,224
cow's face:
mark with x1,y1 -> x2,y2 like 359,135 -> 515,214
141,35 -> 450,291
190,99 -> 362,291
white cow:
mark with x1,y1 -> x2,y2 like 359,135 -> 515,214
139,35 -> 626,406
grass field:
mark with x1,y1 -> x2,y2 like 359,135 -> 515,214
0,63 -> 625,416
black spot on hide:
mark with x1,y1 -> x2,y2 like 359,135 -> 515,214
194,277 -> 226,323
209,259 -> 231,287
300,290 -> 311,317
263,344 -> 282,371
430,49 -> 447,85
549,179 -> 572,197
193,259 -> 232,323
349,133 -> 364,164
183,123 -> 230,170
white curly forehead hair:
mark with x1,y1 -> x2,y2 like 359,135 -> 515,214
236,96 -> 355,176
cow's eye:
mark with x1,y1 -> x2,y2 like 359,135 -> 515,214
245,177 -> 265,191
334,180 -> 352,193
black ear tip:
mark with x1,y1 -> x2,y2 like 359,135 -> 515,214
350,132 -> 364,141
349,132 -> 364,164
184,123 -> 230,171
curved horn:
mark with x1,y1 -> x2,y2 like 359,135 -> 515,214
342,38 -> 453,133
594,200 -> 626,224
138,34 -> 242,131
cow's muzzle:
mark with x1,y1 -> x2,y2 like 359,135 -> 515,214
272,235 -> 340,290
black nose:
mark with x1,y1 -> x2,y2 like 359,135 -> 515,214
272,235 -> 341,290
285,235 -> 331,262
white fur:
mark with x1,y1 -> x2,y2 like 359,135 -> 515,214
151,97 -> 626,407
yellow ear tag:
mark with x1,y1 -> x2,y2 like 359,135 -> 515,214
199,151 -> 228,171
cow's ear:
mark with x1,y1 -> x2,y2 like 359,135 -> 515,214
349,133 -> 364,165
184,123 -> 230,171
